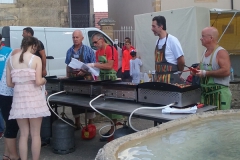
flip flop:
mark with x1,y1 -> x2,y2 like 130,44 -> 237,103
2,155 -> 21,160
3,155 -> 11,160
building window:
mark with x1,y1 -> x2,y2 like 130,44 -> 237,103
0,0 -> 15,3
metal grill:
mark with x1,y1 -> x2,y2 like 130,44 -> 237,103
45,82 -> 63,92
101,81 -> 138,101
138,88 -> 201,107
64,84 -> 91,95
45,77 -> 63,93
63,83 -> 101,97
103,89 -> 137,101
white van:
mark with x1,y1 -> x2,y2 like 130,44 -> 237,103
0,26 -> 122,77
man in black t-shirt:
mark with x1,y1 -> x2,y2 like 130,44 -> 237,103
22,27 -> 47,77
22,27 -> 49,147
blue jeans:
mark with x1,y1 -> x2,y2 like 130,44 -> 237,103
0,109 -> 5,132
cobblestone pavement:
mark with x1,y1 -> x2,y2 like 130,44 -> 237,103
0,107 -> 154,160
1,81 -> 239,159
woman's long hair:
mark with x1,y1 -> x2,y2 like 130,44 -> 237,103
19,36 -> 39,63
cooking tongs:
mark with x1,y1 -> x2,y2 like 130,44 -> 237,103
174,65 -> 199,74
184,65 -> 198,73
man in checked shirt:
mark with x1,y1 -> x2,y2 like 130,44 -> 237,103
65,30 -> 96,130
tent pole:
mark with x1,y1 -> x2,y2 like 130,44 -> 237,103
218,12 -> 237,43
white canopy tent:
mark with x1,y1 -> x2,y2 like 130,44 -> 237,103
134,6 -> 240,77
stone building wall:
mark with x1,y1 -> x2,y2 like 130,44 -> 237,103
0,0 -> 69,27
229,80 -> 240,109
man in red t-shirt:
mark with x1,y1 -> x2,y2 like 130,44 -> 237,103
87,33 -> 123,142
87,33 -> 118,80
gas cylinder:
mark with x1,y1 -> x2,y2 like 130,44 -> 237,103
81,124 -> 96,140
107,122 -> 136,142
52,118 -> 75,154
113,125 -> 135,140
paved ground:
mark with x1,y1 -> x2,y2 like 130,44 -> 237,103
0,107 -> 154,160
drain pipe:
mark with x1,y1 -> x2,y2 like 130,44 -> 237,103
231,0 -> 233,10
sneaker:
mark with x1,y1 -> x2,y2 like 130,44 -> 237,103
75,123 -> 82,131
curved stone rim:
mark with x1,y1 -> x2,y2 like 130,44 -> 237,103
95,109 -> 240,160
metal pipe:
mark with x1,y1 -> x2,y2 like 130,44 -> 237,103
218,12 -> 237,43
231,0 -> 233,10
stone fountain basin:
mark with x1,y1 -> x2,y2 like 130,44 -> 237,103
95,110 -> 240,160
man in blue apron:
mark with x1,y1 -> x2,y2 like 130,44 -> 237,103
193,27 -> 231,110
151,16 -> 185,83
65,30 -> 96,129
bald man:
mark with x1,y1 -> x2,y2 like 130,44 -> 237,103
193,27 -> 231,110
65,30 -> 96,128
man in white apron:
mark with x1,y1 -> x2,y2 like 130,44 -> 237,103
151,15 -> 185,83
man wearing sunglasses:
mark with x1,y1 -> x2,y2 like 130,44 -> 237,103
88,33 -> 123,142
89,33 -> 118,80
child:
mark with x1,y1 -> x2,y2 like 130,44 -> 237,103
129,50 -> 142,83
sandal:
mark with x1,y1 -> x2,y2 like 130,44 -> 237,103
3,155 -> 21,160
3,155 -> 11,160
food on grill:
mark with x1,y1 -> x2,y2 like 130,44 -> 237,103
127,83 -> 136,85
172,83 -> 191,88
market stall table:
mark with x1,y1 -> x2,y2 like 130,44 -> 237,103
48,93 -> 217,125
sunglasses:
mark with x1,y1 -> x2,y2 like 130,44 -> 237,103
93,38 -> 101,44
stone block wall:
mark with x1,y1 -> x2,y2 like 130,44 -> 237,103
0,0 -> 69,27
100,25 -> 114,39
229,80 -> 240,109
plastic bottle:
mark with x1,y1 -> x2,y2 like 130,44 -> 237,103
230,67 -> 234,81
140,72 -> 144,83
148,70 -> 152,81
151,70 -> 156,82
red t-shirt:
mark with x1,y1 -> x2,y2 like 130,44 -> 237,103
122,45 -> 135,52
122,49 -> 132,72
96,45 -> 118,72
